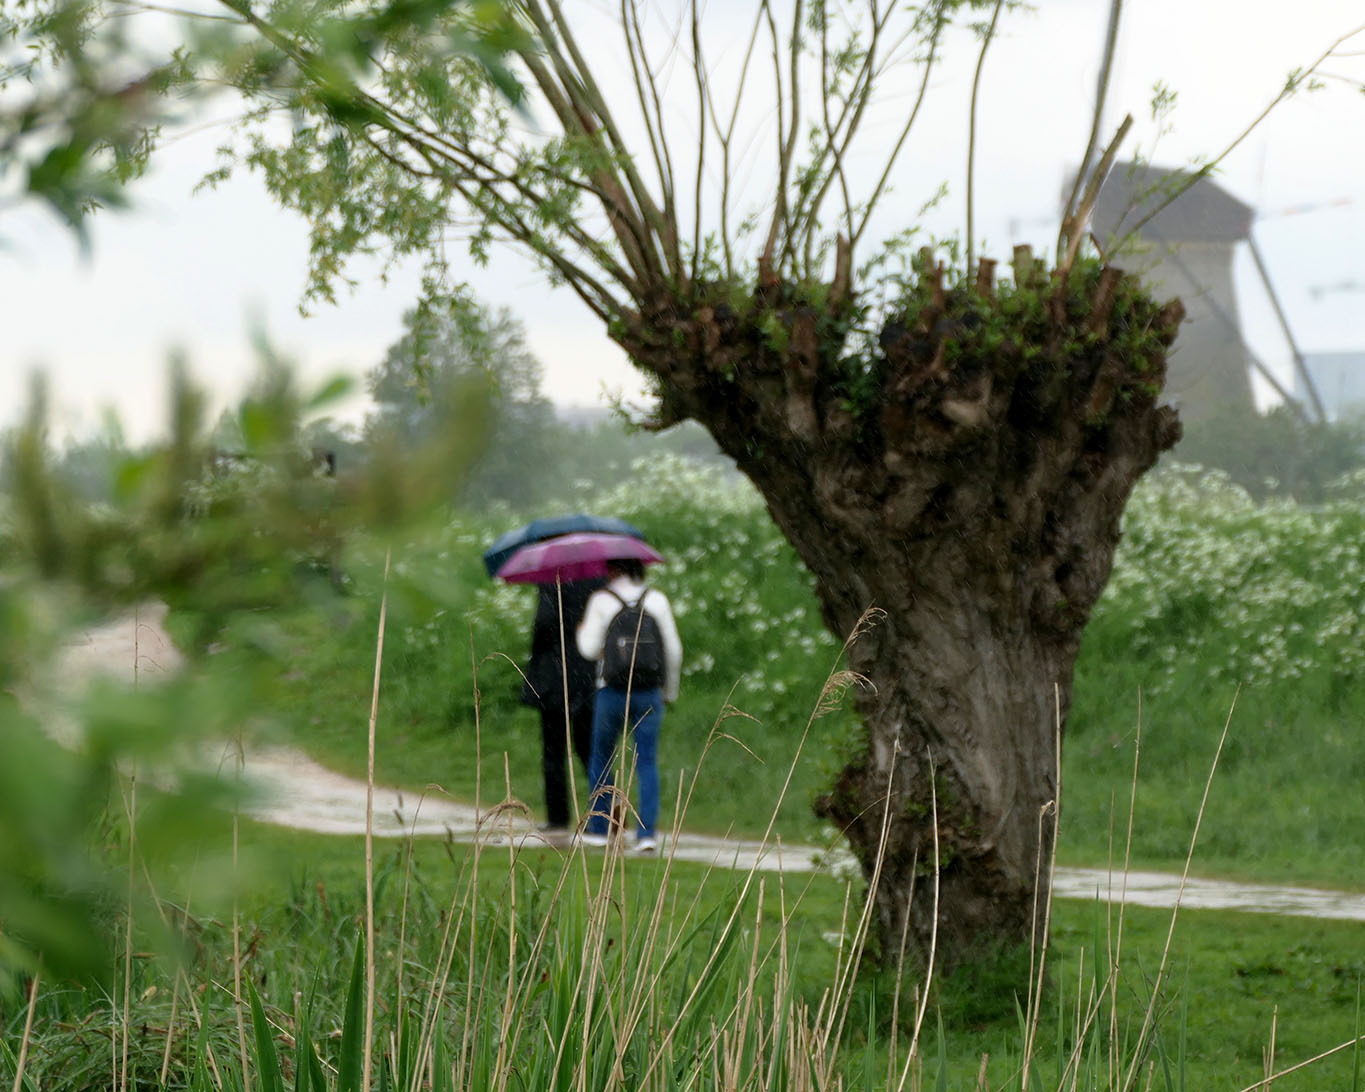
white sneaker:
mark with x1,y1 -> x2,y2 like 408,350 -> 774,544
633,835 -> 658,854
579,832 -> 610,848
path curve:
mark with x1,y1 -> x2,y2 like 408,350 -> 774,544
56,607 -> 1365,923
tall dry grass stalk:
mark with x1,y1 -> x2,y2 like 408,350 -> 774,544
1262,1005 -> 1279,1091
10,969 -> 40,1092
894,756 -> 940,1092
554,578 -> 583,830
363,546 -> 393,1092
1108,687 -> 1143,1088
1118,690 -> 1238,1092
230,743 -> 249,1086
1019,687 -> 1064,1092
119,770 -> 137,1092
138,858 -> 208,1087
1234,1034 -> 1365,1092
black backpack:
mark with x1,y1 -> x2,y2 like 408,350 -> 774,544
602,589 -> 666,690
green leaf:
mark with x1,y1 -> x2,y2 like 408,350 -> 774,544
0,1037 -> 39,1092
294,980 -> 328,1092
112,451 -> 158,502
306,374 -> 355,411
337,932 -> 366,1092
240,401 -> 276,451
431,1026 -> 453,1092
934,1008 -> 949,1092
249,982 -> 286,1092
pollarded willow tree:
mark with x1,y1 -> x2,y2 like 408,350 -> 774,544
20,0 -> 1212,967
215,0 -> 1188,968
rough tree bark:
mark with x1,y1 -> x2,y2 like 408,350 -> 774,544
619,251 -> 1183,968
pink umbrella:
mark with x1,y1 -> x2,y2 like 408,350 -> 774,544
496,531 -> 664,584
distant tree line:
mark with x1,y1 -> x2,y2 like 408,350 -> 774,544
16,320 -> 1363,518
17,298 -> 731,512
1172,402 -> 1365,503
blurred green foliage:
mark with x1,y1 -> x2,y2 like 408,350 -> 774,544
1172,403 -> 1365,503
0,319 -> 736,989
0,350 -> 491,985
2,0 -> 523,242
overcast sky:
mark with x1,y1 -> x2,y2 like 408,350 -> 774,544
3,0 -> 1363,444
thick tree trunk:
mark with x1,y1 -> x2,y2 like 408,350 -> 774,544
622,256 -> 1183,970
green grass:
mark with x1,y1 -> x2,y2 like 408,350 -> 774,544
6,819 -> 1363,1091
1062,675 -> 1365,885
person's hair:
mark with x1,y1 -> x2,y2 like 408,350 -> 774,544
607,558 -> 646,582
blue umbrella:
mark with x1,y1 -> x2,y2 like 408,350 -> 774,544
482,513 -> 646,578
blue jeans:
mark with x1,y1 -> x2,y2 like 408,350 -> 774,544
585,686 -> 662,839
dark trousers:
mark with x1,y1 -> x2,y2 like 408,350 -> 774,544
541,698 -> 595,828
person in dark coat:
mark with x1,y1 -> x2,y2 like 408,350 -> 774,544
521,577 -> 605,841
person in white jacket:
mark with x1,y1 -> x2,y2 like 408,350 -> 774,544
575,557 -> 683,852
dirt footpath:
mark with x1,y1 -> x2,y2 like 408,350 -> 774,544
54,607 -> 1365,922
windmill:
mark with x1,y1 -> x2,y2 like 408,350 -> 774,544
1078,165 -> 1347,424
1254,196 -> 1359,420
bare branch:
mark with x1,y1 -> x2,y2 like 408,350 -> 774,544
318,110 -> 627,324
515,44 -> 660,288
966,0 -> 1006,275
703,7 -> 766,280
815,5 -> 840,253
345,86 -> 656,308
690,0 -> 706,290
447,172 -> 625,325
793,1 -> 908,271
626,1 -> 689,286
787,0 -> 806,256
760,0 -> 802,281
539,0 -> 682,283
210,0 -> 633,300
819,2 -> 857,257
1057,113 -> 1132,278
1059,0 -> 1123,261
1121,24 -> 1365,245
620,0 -> 678,259
319,67 -> 649,304
517,1 -> 667,289
852,7 -> 946,249
407,140 -> 642,304
830,232 -> 852,306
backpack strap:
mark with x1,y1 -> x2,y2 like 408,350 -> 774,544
605,587 -> 645,611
